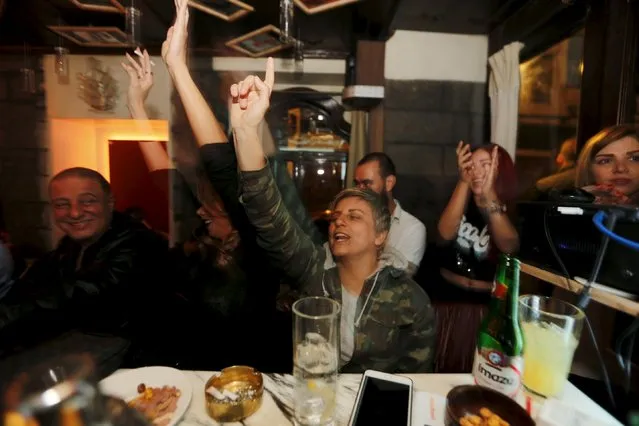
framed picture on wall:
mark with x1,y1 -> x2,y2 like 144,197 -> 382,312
69,0 -> 125,13
188,0 -> 253,22
519,44 -> 563,118
294,0 -> 359,14
226,25 -> 291,57
47,26 -> 130,47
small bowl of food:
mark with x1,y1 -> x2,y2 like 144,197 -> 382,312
205,366 -> 263,423
445,385 -> 534,426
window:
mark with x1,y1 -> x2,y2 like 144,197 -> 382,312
516,29 -> 584,196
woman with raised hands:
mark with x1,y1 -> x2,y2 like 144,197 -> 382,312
120,47 -> 262,370
127,0 -> 318,371
160,0 -> 322,245
229,60 -> 436,374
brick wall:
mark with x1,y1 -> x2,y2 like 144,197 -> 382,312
0,56 -> 50,251
384,79 -> 486,242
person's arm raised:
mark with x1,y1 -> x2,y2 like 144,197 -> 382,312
231,59 -> 324,287
121,50 -> 171,173
162,0 -> 227,146
229,65 -> 275,171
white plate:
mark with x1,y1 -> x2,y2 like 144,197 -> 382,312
99,367 -> 193,426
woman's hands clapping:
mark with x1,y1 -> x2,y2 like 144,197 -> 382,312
481,146 -> 499,199
456,141 -> 473,185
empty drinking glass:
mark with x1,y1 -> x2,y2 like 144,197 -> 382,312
293,297 -> 340,426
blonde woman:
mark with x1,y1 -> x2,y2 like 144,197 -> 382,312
575,125 -> 639,205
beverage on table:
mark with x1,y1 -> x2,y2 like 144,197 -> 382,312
292,297 -> 340,426
519,295 -> 584,397
472,254 -> 524,398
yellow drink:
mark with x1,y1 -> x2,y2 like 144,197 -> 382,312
522,321 -> 578,397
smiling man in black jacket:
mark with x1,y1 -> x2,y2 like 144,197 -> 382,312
0,167 -> 168,361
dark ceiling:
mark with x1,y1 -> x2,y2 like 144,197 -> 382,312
0,0 -> 515,57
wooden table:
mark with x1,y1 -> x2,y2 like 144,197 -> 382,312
521,262 -> 639,317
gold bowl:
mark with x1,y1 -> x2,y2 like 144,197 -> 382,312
204,366 -> 264,423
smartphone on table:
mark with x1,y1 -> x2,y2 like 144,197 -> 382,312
348,370 -> 413,426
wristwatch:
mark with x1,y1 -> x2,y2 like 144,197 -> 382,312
486,200 -> 507,215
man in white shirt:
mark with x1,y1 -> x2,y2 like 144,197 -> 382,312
354,153 -> 427,275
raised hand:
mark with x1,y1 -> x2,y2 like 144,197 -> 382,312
481,145 -> 499,197
456,141 -> 473,184
121,50 -> 153,109
229,57 -> 275,129
161,0 -> 189,69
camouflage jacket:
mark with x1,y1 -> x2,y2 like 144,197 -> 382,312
240,165 -> 436,374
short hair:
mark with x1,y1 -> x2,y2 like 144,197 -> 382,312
330,187 -> 391,235
575,124 -> 639,187
50,167 -> 111,196
357,152 -> 396,178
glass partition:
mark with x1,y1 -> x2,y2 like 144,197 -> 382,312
516,29 -> 584,197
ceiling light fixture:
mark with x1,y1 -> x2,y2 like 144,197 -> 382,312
125,0 -> 142,47
54,16 -> 69,83
54,46 -> 70,80
279,0 -> 295,43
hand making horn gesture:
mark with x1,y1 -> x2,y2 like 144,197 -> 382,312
229,57 -> 275,129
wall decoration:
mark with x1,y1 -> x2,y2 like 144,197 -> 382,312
519,35 -> 583,120
226,25 -> 291,57
47,26 -> 130,47
519,45 -> 561,118
526,53 -> 554,105
69,0 -> 125,13
294,0 -> 359,14
77,57 -> 119,112
188,0 -> 253,22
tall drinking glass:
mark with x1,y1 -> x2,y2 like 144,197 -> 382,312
519,295 -> 585,398
293,297 -> 341,426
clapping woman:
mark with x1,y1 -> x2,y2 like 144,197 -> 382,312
433,142 -> 518,372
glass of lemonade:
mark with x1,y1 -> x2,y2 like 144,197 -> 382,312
293,297 -> 341,426
519,295 -> 585,398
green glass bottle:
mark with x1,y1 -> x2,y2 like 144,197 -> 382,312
472,254 -> 525,398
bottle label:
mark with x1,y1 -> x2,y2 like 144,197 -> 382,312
492,280 -> 508,300
472,348 -> 523,398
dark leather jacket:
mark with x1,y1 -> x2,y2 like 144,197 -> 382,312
0,212 -> 168,354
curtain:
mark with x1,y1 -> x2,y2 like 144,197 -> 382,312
488,41 -> 524,161
346,110 -> 368,188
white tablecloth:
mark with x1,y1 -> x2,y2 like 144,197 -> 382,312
132,371 -> 620,425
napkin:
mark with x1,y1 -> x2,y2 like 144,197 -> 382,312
412,391 -> 446,426
536,399 -> 622,426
